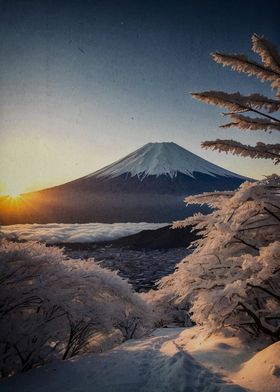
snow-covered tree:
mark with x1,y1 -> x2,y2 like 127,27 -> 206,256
192,33 -> 280,164
154,34 -> 280,340
162,176 -> 280,337
0,239 -> 152,377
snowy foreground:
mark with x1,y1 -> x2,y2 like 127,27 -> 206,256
2,326 -> 280,392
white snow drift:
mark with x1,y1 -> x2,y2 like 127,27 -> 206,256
3,326 -> 279,392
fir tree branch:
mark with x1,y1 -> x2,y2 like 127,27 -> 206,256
250,108 -> 280,123
192,91 -> 280,115
252,34 -> 280,74
220,114 -> 280,131
202,140 -> 280,164
212,52 -> 280,79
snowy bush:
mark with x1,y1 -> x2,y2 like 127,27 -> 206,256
155,34 -> 280,339
0,239 -> 152,377
159,176 -> 280,337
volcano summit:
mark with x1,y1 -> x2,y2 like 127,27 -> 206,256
1,142 -> 249,224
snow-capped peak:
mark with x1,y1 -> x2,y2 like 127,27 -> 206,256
88,142 -> 246,180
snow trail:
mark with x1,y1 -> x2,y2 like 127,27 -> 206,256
1,328 -> 246,392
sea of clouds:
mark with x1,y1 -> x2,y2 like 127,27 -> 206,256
0,222 -> 168,244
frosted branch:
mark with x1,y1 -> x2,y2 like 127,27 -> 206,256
220,113 -> 280,132
252,33 -> 280,74
202,139 -> 280,164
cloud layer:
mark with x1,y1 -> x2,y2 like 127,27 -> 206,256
1,222 -> 168,244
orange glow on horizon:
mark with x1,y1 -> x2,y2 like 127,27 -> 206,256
0,191 -> 46,224
6,191 -> 22,198
0,193 -> 26,220
4,193 -> 25,205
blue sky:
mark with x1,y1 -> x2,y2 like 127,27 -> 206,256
0,0 -> 279,194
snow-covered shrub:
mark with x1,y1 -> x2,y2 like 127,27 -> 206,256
0,239 -> 152,377
158,176 -> 280,338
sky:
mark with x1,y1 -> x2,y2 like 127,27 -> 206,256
0,0 -> 279,195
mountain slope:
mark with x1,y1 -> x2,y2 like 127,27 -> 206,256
53,142 -> 248,195
0,142 -> 249,224
89,142 -> 244,180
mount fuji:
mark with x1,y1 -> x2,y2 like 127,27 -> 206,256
0,142 -> 250,224
91,142 -> 244,180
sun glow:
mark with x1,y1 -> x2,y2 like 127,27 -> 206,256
8,191 -> 22,199
0,136 -> 100,197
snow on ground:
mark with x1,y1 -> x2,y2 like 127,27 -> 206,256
173,327 -> 254,375
169,327 -> 280,392
0,222 -> 168,244
233,341 -> 280,392
2,326 -> 279,392
1,327 -> 259,392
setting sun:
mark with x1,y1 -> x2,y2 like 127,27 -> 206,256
8,191 -> 21,198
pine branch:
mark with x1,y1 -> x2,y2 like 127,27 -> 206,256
212,52 -> 280,81
250,108 -> 280,122
192,91 -> 280,114
245,94 -> 280,115
252,34 -> 280,74
201,139 -> 280,164
192,91 -> 246,112
220,113 -> 280,132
